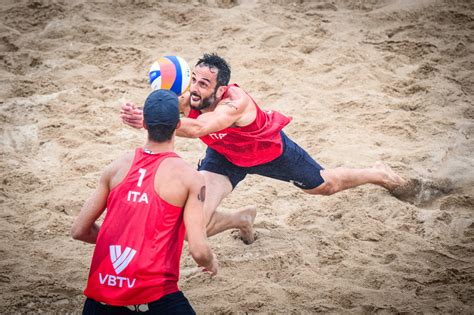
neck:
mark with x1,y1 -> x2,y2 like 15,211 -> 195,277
143,138 -> 174,154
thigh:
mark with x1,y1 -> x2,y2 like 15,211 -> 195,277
199,170 -> 233,223
197,147 -> 247,189
148,291 -> 195,315
250,132 -> 325,190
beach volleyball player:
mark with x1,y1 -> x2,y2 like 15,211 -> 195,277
73,89 -> 217,314
121,53 -> 405,244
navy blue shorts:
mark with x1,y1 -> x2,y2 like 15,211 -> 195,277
198,131 -> 325,190
83,291 -> 195,314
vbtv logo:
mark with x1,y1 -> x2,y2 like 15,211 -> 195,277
98,245 -> 137,288
110,245 -> 136,274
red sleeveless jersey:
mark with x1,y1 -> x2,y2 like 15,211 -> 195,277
188,84 -> 292,167
84,149 -> 185,306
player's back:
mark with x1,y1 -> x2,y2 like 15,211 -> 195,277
84,148 -> 197,305
107,149 -> 195,207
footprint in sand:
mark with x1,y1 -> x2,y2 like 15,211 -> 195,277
391,177 -> 454,207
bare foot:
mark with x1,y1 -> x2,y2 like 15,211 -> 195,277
237,206 -> 257,245
373,161 -> 406,191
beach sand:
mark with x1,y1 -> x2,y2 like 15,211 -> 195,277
1,0 -> 473,313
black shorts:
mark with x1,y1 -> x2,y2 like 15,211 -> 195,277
83,291 -> 195,314
198,131 -> 325,190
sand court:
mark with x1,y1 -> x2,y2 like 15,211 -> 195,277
1,0 -> 473,313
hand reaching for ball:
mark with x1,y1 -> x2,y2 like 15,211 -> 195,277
120,102 -> 144,129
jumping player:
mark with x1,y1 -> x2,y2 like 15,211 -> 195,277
121,53 -> 405,244
72,89 -> 217,314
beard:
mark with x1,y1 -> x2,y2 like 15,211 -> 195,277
190,91 -> 217,111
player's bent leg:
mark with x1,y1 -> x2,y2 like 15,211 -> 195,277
200,171 -> 257,243
304,162 -> 405,196
200,170 -> 232,225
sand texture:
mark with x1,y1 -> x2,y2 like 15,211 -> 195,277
1,0 -> 473,313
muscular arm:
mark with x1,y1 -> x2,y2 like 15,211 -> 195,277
70,166 -> 111,244
177,89 -> 252,138
183,173 -> 218,275
176,100 -> 243,138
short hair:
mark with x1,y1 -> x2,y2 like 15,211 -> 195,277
195,53 -> 231,88
147,122 -> 177,143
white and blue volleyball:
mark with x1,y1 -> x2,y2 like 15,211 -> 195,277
148,55 -> 191,96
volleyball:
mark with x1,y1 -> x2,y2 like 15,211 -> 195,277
148,56 -> 191,96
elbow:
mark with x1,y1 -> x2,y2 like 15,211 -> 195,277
188,128 -> 205,138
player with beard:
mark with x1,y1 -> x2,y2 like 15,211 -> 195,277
121,53 -> 405,244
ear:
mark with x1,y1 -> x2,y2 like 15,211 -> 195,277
216,85 -> 227,100
175,120 -> 181,130
143,121 -> 148,130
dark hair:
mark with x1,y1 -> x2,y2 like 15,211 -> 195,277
147,123 -> 177,143
195,53 -> 231,88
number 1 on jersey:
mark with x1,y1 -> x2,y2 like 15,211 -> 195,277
137,168 -> 146,187
127,168 -> 149,204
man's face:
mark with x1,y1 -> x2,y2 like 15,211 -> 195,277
189,64 -> 219,111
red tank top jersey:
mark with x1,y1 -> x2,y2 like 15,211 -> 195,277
188,84 -> 292,167
84,149 -> 185,306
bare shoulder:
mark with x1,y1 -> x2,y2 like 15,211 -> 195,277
162,157 -> 202,185
217,86 -> 250,113
106,151 -> 135,189
218,86 -> 255,126
226,85 -> 246,100
156,157 -> 203,206
106,151 -> 134,172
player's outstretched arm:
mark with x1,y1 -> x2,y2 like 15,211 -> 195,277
183,171 -> 218,276
70,166 -> 112,244
177,91 -> 249,138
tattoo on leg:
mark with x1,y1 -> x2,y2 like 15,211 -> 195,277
198,186 -> 206,202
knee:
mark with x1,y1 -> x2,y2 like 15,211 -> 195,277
306,178 -> 340,196
321,180 -> 340,195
